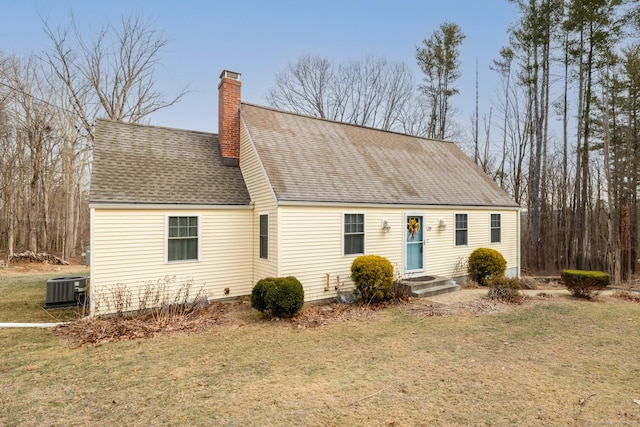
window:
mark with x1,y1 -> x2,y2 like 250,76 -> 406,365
167,216 -> 198,261
344,213 -> 364,255
259,214 -> 269,259
455,213 -> 468,246
491,213 -> 501,243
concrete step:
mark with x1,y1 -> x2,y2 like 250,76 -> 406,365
404,277 -> 452,292
400,276 -> 460,298
411,282 -> 460,298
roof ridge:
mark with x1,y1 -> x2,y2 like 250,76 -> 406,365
240,102 -> 454,144
95,118 -> 216,137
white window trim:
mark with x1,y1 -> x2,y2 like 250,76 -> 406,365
342,212 -> 366,257
454,212 -> 469,247
259,212 -> 269,260
165,214 -> 202,264
490,212 -> 502,244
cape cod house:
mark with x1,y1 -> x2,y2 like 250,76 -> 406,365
88,70 -> 520,315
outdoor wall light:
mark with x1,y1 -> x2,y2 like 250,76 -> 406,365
381,219 -> 391,232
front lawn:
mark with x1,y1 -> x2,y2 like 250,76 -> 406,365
1,280 -> 639,426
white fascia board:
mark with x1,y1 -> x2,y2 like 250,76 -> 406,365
276,200 -> 521,211
89,202 -> 254,210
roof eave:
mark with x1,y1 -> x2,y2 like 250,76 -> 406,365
89,201 -> 254,210
275,199 -> 521,210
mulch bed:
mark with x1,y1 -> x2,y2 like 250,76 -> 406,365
52,294 -> 523,347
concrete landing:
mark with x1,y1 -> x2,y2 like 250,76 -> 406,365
400,276 -> 460,298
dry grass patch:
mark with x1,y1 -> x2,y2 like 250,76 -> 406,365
613,290 -> 640,303
2,293 -> 640,426
0,270 -> 89,323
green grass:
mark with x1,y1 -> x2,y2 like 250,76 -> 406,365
1,292 -> 639,426
0,272 -> 89,323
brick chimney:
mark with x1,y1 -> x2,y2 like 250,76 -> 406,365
218,70 -> 241,167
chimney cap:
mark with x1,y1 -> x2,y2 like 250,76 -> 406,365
219,70 -> 241,81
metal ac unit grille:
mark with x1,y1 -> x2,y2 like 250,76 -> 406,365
46,277 -> 81,305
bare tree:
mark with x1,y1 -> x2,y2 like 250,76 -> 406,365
0,13 -> 187,261
266,55 -> 333,119
43,12 -> 187,140
491,47 -> 515,190
37,12 -> 187,260
266,54 -> 415,131
1,55 -> 59,253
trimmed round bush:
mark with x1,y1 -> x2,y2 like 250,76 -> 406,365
467,248 -> 507,286
250,277 -> 278,313
351,255 -> 394,303
251,276 -> 304,318
267,276 -> 305,318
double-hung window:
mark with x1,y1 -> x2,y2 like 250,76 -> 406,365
344,213 -> 364,255
167,216 -> 199,262
455,213 -> 468,246
259,214 -> 269,259
490,213 -> 501,243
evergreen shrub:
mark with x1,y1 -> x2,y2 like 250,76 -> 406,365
351,255 -> 394,303
250,277 -> 278,313
251,276 -> 304,318
561,269 -> 610,299
267,276 -> 305,318
467,248 -> 507,285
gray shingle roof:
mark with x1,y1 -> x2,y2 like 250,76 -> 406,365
91,119 -> 250,205
241,103 -> 518,207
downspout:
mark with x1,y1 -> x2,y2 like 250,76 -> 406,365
517,208 -> 522,278
89,207 -> 95,316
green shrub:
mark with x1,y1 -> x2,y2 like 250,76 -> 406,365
250,276 -> 304,318
267,276 -> 305,318
351,255 -> 394,303
487,276 -> 523,303
467,248 -> 507,286
251,277 -> 278,313
561,270 -> 610,299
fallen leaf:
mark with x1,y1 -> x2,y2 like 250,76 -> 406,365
633,399 -> 640,405
26,366 -> 39,371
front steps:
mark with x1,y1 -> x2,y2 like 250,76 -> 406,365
400,275 -> 460,298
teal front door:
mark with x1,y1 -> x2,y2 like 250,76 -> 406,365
406,215 -> 424,272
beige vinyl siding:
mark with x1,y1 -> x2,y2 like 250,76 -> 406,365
240,121 -> 278,282
91,208 -> 253,315
277,206 -> 519,300
278,206 -> 404,302
422,208 -> 519,278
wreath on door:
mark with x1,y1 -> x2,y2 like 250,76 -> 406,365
407,218 -> 420,239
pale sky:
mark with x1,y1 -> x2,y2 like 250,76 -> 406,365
1,0 -> 518,135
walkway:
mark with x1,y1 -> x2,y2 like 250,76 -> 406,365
0,322 -> 63,328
